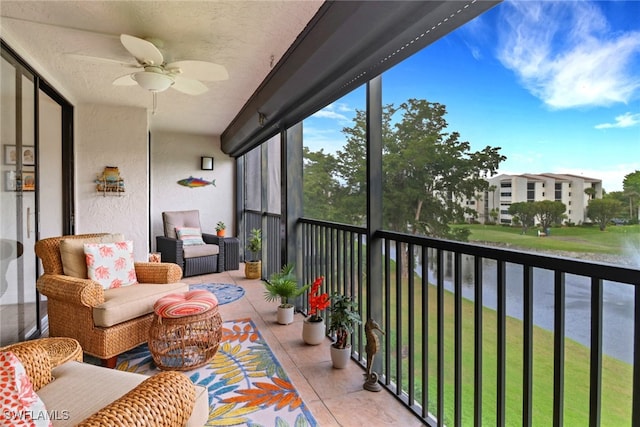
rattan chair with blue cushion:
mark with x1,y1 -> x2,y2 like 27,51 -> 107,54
156,210 -> 225,277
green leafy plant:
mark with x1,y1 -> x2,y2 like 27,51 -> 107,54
263,264 -> 309,308
215,221 -> 226,232
246,228 -> 262,261
328,293 -> 362,349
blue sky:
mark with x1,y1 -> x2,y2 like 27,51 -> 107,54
303,0 -> 640,192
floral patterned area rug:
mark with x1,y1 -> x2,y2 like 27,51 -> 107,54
116,318 -> 318,427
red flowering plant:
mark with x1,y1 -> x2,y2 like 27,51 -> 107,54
307,276 -> 330,323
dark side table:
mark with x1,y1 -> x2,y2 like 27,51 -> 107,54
222,237 -> 240,270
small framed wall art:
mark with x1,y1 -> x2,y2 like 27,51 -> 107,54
4,145 -> 17,165
3,145 -> 35,166
201,156 -> 214,170
22,171 -> 35,191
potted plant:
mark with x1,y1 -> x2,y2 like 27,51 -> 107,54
302,276 -> 329,345
328,293 -> 362,368
244,228 -> 262,279
263,264 -> 309,325
215,221 -> 226,237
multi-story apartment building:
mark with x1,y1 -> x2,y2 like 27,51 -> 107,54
468,173 -> 603,225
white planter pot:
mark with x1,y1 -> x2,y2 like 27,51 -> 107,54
277,305 -> 294,325
302,318 -> 325,345
330,344 -> 351,369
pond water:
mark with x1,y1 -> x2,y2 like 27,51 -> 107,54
420,255 -> 636,364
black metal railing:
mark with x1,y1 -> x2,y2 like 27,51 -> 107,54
298,217 -> 640,427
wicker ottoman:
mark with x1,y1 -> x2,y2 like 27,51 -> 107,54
149,290 -> 223,371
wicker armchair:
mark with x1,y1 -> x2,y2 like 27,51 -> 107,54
35,234 -> 188,367
4,340 -> 201,426
156,210 -> 224,276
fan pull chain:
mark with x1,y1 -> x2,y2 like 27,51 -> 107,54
152,92 -> 158,115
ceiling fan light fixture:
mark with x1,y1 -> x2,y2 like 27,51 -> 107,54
133,71 -> 174,92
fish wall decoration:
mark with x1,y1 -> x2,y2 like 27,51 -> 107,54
177,176 -> 216,188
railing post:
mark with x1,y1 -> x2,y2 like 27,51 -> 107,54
589,277 -> 603,427
553,271 -> 565,427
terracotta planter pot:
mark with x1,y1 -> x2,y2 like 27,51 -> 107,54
244,260 -> 261,279
302,317 -> 325,345
330,344 -> 351,369
277,305 -> 294,325
216,230 -> 225,237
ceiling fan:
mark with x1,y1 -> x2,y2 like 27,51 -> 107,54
77,34 -> 229,96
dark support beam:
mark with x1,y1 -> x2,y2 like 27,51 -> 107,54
366,76 -> 383,373
236,156 -> 245,259
221,0 -> 500,156
284,124 -> 303,275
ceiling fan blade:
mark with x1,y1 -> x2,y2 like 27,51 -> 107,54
166,60 -> 229,82
172,76 -> 208,95
120,34 -> 163,66
112,74 -> 137,86
65,53 -> 140,68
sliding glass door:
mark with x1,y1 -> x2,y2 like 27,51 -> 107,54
1,43 -> 71,345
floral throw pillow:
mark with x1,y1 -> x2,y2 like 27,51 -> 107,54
0,351 -> 52,427
84,241 -> 138,289
175,226 -> 205,246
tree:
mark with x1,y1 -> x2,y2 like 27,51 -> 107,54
534,200 -> 566,230
584,187 -> 596,200
587,198 -> 624,231
382,99 -> 505,240
303,98 -> 506,241
622,170 -> 640,221
302,147 -> 344,222
489,208 -> 499,224
508,202 -> 537,233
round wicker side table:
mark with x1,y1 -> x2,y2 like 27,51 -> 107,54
149,291 -> 223,371
1,337 -> 82,367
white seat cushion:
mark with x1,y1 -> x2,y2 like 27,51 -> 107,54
93,282 -> 189,327
183,243 -> 219,258
38,361 -> 208,427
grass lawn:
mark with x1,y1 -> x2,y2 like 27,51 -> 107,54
384,278 -> 634,426
452,223 -> 640,255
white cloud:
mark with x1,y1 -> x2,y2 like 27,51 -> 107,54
313,110 -> 349,121
595,112 -> 640,129
302,126 -> 346,154
311,103 -> 353,123
497,1 -> 640,109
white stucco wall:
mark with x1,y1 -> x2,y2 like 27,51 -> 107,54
150,132 -> 235,250
75,104 -> 150,261
73,105 -> 235,260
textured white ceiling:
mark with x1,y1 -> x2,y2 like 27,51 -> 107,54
0,1 -> 323,136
